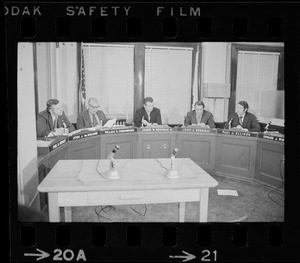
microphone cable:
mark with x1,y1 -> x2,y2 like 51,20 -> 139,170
95,158 -> 102,176
155,147 -> 168,170
130,204 -> 147,216
94,205 -> 129,222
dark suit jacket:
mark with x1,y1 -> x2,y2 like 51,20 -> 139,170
134,107 -> 162,127
76,109 -> 107,129
36,110 -> 75,137
224,112 -> 261,132
184,110 -> 216,128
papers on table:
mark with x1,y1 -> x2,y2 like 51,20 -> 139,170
103,118 -> 117,128
217,189 -> 238,196
37,140 -> 53,147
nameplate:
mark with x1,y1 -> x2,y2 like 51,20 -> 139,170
258,133 -> 285,142
101,128 -> 137,134
178,128 -> 217,133
218,129 -> 258,137
51,138 -> 68,150
140,127 -> 174,132
69,131 -> 100,141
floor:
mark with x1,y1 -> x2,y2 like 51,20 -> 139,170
60,174 -> 284,222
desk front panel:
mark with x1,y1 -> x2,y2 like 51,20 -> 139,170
37,130 -> 285,193
255,138 -> 284,189
48,143 -> 69,170
136,132 -> 176,158
176,133 -> 216,171
215,135 -> 257,179
58,189 -> 201,207
68,135 -> 101,159
100,133 -> 137,159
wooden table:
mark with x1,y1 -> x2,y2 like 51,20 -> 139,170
38,158 -> 218,222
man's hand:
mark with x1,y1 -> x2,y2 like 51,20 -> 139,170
152,123 -> 158,125
199,123 -> 206,128
235,125 -> 243,129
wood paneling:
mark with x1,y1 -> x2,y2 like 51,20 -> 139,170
255,139 -> 284,189
215,135 -> 257,178
137,132 -> 176,158
68,136 -> 101,159
176,133 -> 216,171
101,134 -> 137,159
48,144 -> 69,169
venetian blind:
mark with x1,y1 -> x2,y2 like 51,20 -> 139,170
145,46 -> 193,124
236,51 -> 280,119
83,43 -> 134,121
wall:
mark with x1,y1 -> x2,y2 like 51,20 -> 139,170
18,43 -> 40,209
36,42 -> 79,123
201,42 -> 231,122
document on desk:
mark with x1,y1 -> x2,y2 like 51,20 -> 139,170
37,140 -> 53,147
217,189 -> 238,196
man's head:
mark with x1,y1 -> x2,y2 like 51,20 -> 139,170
237,101 -> 249,116
47,99 -> 63,117
194,100 -> 205,116
143,97 -> 154,113
88,98 -> 100,114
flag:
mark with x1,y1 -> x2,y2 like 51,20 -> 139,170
79,43 -> 87,112
191,43 -> 200,110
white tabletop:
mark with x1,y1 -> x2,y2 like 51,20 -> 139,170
38,158 -> 218,192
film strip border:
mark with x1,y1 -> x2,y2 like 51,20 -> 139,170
13,223 -> 292,261
6,1 -> 300,262
5,2 -> 296,41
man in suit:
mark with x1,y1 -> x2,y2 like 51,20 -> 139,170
36,99 -> 75,137
224,100 -> 261,132
134,97 -> 162,127
184,100 -> 216,128
77,97 -> 107,129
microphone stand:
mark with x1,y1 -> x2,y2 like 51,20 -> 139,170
103,146 -> 120,180
228,118 -> 233,129
165,149 -> 180,179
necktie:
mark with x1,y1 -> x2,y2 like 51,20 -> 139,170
92,114 -> 98,127
197,115 -> 201,124
147,112 -> 151,123
239,116 -> 243,126
53,117 -> 58,130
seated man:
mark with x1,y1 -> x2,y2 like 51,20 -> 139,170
77,97 -> 107,129
134,97 -> 162,127
224,100 -> 261,132
36,99 -> 75,137
184,100 -> 216,128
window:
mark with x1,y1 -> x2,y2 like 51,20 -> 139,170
145,46 -> 193,124
236,51 -> 281,121
83,43 -> 134,121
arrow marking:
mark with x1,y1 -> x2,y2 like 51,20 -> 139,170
169,250 -> 196,262
24,248 -> 50,261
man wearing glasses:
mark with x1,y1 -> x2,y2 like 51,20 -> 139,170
77,97 -> 107,129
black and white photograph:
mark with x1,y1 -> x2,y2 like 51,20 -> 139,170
17,41 -> 285,223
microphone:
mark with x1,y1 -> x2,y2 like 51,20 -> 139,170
61,120 -> 67,128
107,145 -> 120,161
61,120 -> 69,134
171,148 -> 178,158
265,121 -> 271,131
165,148 -> 179,179
228,118 -> 233,129
102,145 -> 121,180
